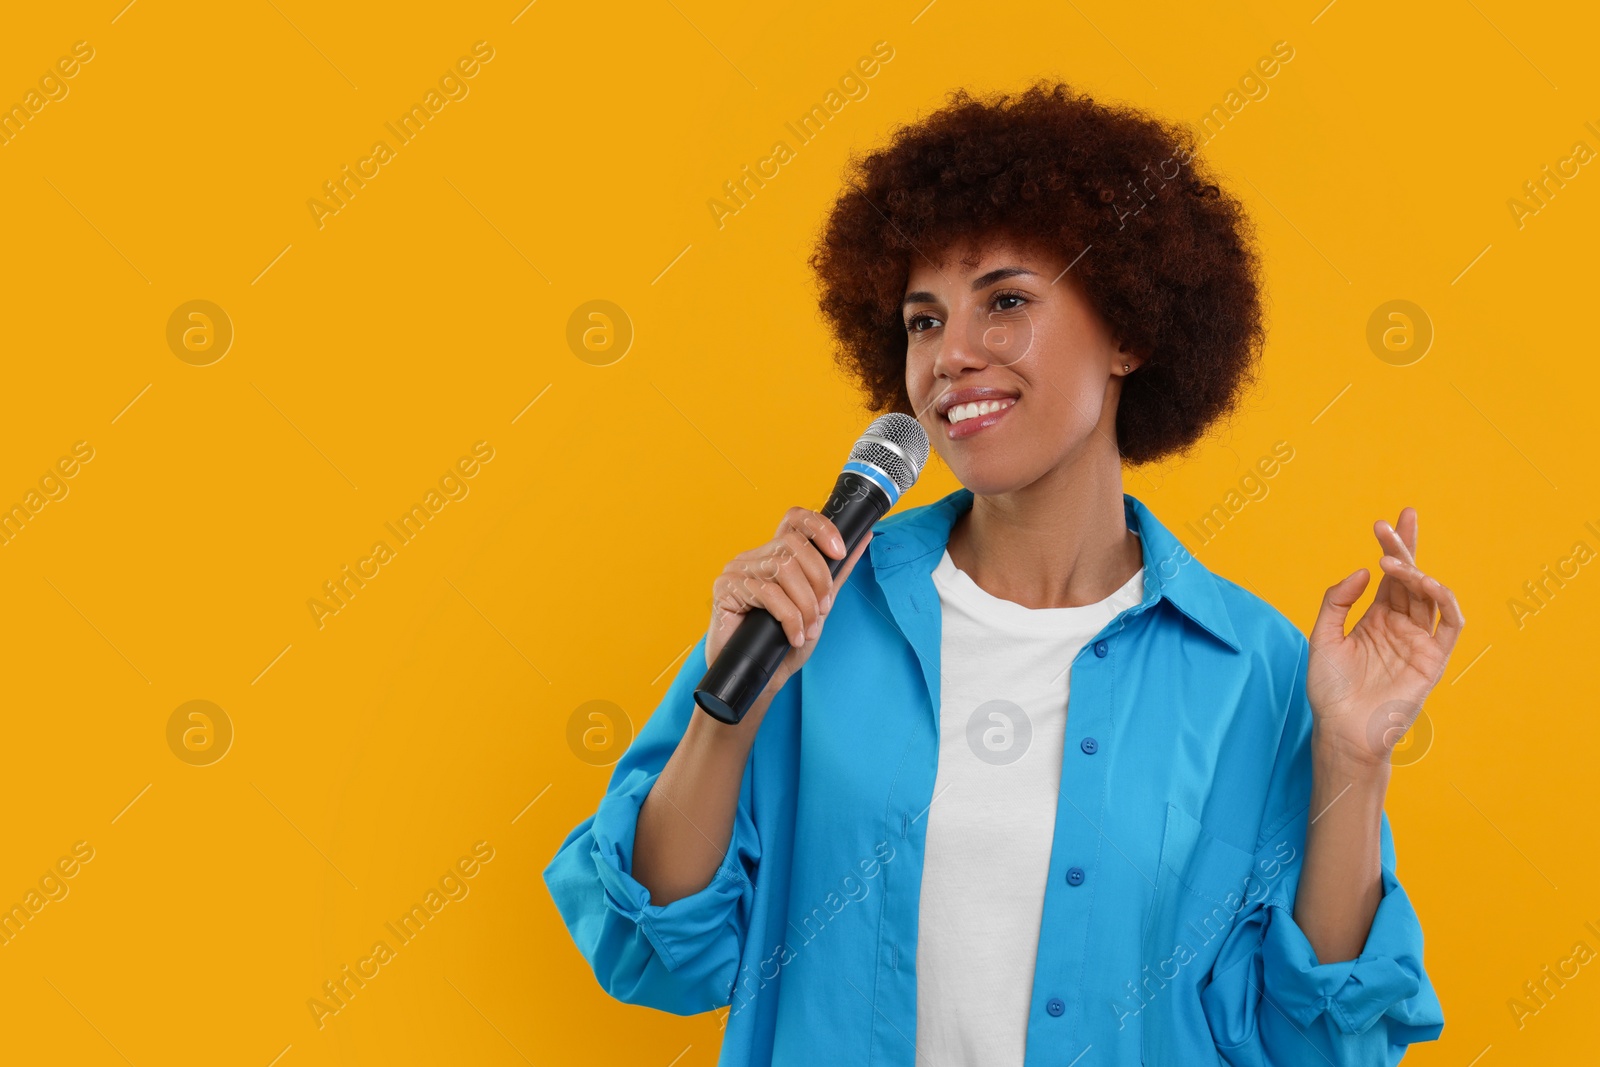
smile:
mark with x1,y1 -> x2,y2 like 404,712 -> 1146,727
944,397 -> 1017,439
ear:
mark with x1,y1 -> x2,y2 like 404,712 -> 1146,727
1114,341 -> 1144,375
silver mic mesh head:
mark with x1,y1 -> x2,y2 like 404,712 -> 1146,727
849,412 -> 930,493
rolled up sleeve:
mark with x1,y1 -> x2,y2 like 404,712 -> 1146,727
1201,810 -> 1445,1065
1200,632 -> 1444,1064
542,633 -> 765,1016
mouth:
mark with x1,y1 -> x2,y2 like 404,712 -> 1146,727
941,396 -> 1018,440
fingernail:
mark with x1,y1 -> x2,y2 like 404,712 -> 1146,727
807,619 -> 821,639
821,593 -> 833,612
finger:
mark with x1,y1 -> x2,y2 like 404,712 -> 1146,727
719,550 -> 793,607
811,532 -> 874,633
791,508 -> 848,562
766,544 -> 824,637
1377,510 -> 1417,560
726,554 -> 812,642
1373,519 -> 1414,616
1376,550 -> 1438,630
777,526 -> 836,607
1397,506 -> 1418,561
1427,573 -> 1466,658
747,574 -> 808,648
1390,508 -> 1427,624
777,507 -> 847,561
712,566 -> 768,617
1376,555 -> 1444,635
1310,567 -> 1371,649
826,531 -> 874,608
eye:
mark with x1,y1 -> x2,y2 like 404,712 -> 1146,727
905,289 -> 1027,333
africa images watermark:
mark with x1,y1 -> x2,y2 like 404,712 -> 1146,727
1183,441 -> 1296,548
1506,517 -> 1600,631
1111,836 -> 1298,1030
307,441 -> 495,630
1,441 -> 95,548
1506,119 -> 1600,231
307,41 -> 496,230
1,841 -> 96,947
1507,917 -> 1600,1030
727,839 -> 898,1019
706,40 -> 895,230
1105,40 -> 1294,230
306,840 -> 496,1029
0,40 -> 95,148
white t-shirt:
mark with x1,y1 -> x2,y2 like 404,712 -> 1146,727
915,542 -> 1145,1065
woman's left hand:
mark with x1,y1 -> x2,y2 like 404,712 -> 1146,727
1306,507 -> 1467,771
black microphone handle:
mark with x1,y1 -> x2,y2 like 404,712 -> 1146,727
693,470 -> 893,725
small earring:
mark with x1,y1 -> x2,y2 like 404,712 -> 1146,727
1122,362 -> 1130,373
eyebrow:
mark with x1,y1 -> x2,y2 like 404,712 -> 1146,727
901,267 -> 1038,308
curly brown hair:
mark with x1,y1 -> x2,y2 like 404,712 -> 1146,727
808,80 -> 1267,466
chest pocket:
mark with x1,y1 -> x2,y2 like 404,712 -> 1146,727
1140,803 -> 1257,1066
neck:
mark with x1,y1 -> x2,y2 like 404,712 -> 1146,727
946,452 -> 1142,610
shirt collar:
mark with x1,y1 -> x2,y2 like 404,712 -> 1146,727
868,485 -> 1242,654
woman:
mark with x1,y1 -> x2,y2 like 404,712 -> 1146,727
545,82 -> 1461,1065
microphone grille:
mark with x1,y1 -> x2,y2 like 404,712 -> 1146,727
849,412 -> 930,494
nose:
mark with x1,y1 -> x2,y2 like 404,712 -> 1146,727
931,308 -> 994,382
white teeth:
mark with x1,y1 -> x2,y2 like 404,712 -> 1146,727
945,398 -> 1016,424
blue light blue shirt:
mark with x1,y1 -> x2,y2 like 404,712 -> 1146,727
544,487 -> 1444,1065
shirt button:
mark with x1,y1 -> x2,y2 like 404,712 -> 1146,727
1046,997 -> 1065,1017
1066,866 -> 1085,886
1093,640 -> 1108,658
1080,737 -> 1098,755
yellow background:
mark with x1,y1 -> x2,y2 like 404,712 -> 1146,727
1,0 -> 1595,1063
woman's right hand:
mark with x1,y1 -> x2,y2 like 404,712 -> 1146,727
706,506 -> 874,702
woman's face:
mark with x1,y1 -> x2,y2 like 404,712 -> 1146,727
903,232 -> 1138,496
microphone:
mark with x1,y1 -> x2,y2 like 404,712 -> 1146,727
694,413 -> 930,725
